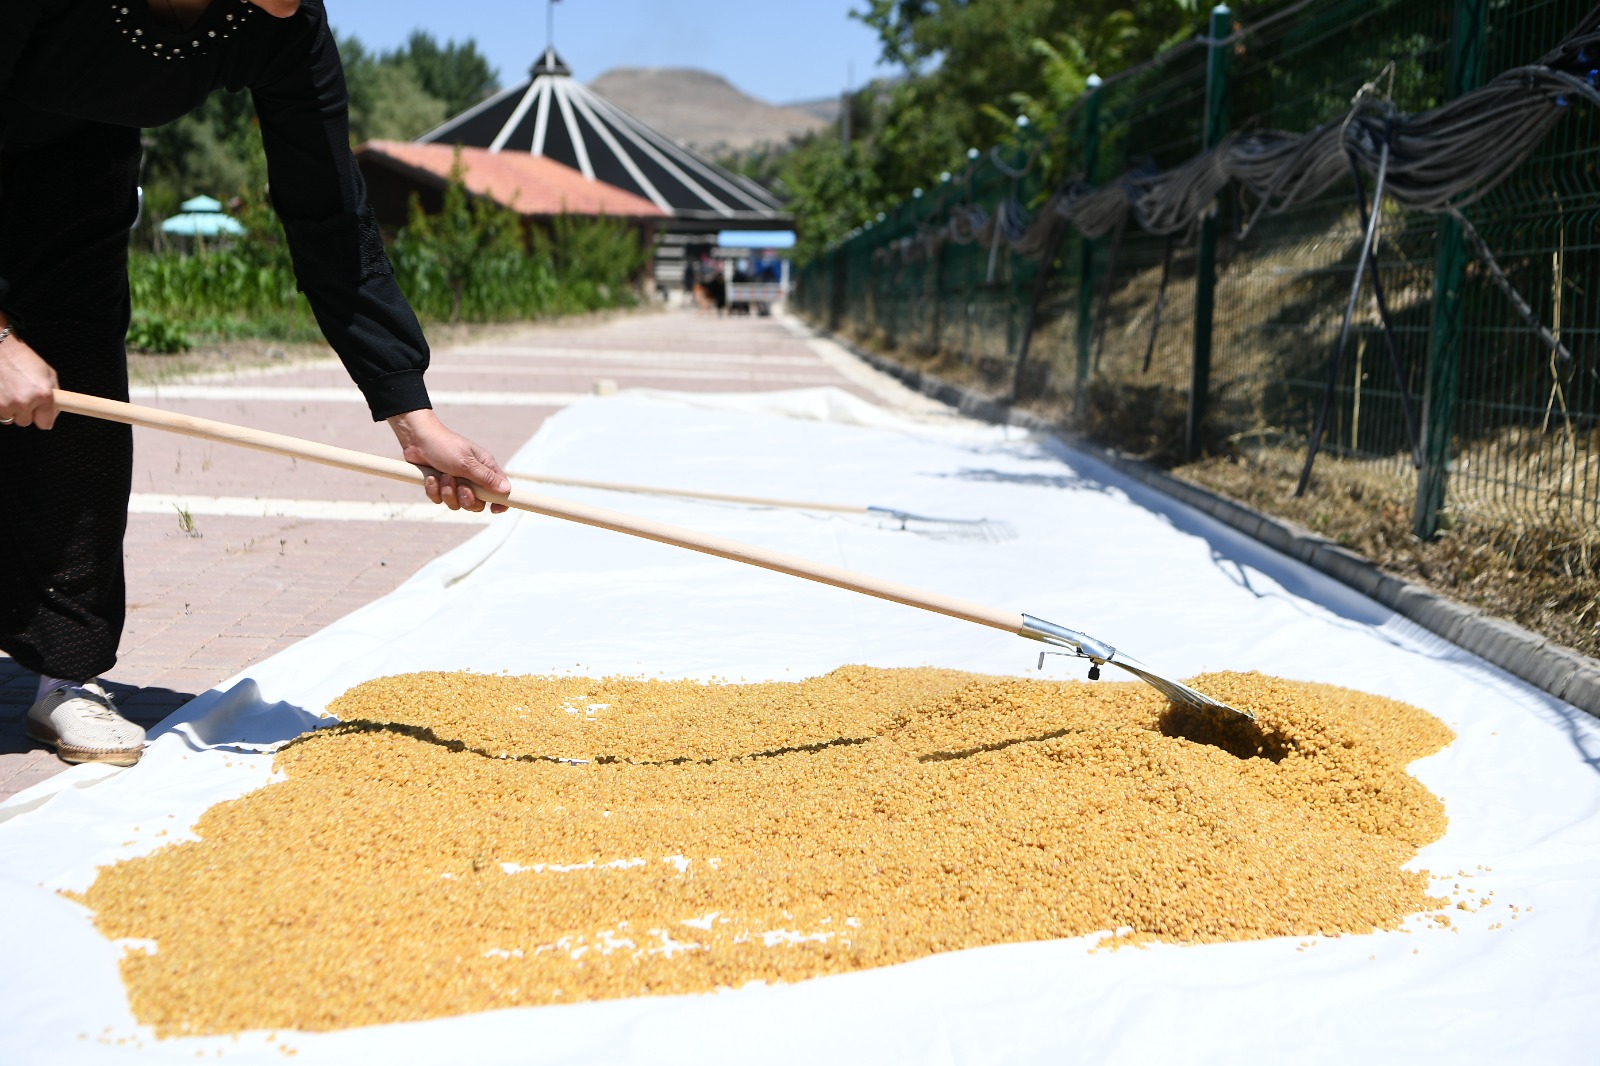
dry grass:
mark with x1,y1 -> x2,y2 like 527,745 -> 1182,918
1180,447 -> 1600,659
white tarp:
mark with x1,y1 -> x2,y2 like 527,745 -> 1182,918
2,387 -> 1597,1064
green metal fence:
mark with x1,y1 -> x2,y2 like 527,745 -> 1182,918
793,0 -> 1600,539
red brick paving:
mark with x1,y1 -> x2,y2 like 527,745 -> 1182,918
0,309 -> 884,800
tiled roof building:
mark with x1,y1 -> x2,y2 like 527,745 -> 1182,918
356,140 -> 667,227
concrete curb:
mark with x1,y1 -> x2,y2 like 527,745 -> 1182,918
817,328 -> 1600,719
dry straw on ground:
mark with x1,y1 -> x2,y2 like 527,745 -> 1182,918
78,667 -> 1454,1035
1182,446 -> 1600,658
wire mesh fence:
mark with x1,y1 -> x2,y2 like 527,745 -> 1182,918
793,0 -> 1600,540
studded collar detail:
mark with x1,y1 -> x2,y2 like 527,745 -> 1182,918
111,0 -> 255,62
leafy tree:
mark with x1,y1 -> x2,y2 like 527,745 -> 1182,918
339,32 -> 452,142
533,212 -> 654,304
383,31 -> 500,117
139,90 -> 258,235
347,61 -> 450,141
779,137 -> 884,261
343,30 -> 498,140
392,150 -> 525,322
140,28 -> 498,235
851,0 -> 1208,189
389,154 -> 651,323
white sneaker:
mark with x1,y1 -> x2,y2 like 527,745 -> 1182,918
26,681 -> 146,766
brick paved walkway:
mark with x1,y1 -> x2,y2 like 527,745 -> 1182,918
0,309 -> 915,801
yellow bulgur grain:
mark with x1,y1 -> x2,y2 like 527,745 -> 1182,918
77,668 -> 1455,1036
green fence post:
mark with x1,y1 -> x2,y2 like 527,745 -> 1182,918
1072,77 -> 1106,414
1415,0 -> 1488,539
1186,4 -> 1232,461
918,191 -> 933,352
883,211 -> 899,350
1011,80 -> 1098,405
829,247 -> 843,333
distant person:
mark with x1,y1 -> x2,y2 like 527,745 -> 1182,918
693,254 -> 717,314
708,263 -> 727,315
0,0 -> 512,767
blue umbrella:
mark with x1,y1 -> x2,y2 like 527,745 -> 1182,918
161,195 -> 246,238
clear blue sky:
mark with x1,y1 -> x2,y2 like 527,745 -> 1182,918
325,0 -> 900,105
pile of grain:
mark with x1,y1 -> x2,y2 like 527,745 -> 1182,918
78,668 -> 1454,1035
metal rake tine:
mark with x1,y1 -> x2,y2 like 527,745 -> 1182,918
1022,615 -> 1252,720
1105,656 -> 1249,718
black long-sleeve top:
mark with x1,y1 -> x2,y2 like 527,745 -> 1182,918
0,0 -> 431,419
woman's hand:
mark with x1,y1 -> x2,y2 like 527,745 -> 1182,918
386,408 -> 510,513
0,320 -> 60,429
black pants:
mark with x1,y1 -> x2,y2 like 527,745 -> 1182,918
0,123 -> 141,680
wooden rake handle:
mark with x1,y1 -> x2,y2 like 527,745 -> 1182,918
57,390 -> 1028,637
507,469 -> 866,515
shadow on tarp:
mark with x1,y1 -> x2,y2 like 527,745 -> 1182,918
1494,670 -> 1600,777
933,466 -> 1109,494
995,437 -> 1400,633
939,457 -> 1393,637
0,656 -> 195,757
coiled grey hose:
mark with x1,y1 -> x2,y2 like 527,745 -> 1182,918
875,7 -> 1600,275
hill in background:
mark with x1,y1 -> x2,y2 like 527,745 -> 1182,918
782,95 -> 844,126
588,67 -> 830,153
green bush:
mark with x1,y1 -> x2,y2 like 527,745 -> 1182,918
128,244 -> 309,338
125,310 -> 192,354
391,149 -> 654,323
130,123 -> 312,340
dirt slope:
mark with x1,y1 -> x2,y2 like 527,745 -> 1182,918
589,67 -> 828,152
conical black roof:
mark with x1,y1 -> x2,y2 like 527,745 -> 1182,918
418,48 -> 787,225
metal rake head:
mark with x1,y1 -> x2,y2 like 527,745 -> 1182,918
1104,656 -> 1251,719
1021,614 -> 1253,720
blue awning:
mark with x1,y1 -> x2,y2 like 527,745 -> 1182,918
161,213 -> 247,238
716,230 -> 795,250
179,195 -> 226,213
162,194 -> 246,238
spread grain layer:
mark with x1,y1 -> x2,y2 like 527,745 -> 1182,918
79,668 -> 1455,1035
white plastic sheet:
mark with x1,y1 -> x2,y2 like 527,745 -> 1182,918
2,387 -> 1597,1064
